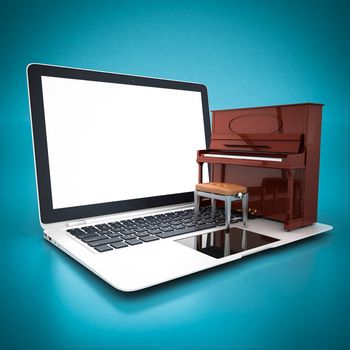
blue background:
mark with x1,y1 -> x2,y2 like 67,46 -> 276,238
1,0 -> 349,349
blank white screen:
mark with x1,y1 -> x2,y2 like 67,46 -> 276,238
41,76 -> 208,209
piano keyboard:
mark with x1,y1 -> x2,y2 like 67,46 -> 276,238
203,153 -> 283,162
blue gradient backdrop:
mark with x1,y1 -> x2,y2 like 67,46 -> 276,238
1,1 -> 349,349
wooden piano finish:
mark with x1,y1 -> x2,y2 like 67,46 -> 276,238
197,103 -> 323,231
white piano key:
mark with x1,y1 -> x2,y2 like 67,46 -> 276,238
203,153 -> 283,162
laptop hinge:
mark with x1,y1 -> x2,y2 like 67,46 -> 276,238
66,219 -> 87,227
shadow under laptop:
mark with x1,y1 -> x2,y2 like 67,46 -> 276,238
45,231 -> 331,315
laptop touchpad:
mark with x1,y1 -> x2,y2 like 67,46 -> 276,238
176,227 -> 280,259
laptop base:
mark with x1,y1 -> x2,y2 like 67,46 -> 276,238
44,217 -> 332,292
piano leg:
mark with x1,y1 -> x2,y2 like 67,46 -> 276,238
285,169 -> 295,230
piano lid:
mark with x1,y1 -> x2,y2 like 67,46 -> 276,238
211,102 -> 324,113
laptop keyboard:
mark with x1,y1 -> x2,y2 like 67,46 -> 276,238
67,207 -> 243,253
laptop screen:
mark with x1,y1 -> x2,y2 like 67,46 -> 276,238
28,65 -> 210,223
42,76 -> 207,209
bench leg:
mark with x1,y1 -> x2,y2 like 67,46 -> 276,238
194,191 -> 200,220
242,193 -> 248,227
225,197 -> 231,232
211,197 -> 216,219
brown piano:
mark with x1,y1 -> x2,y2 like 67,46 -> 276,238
197,103 -> 323,231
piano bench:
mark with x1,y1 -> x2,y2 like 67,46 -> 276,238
194,182 -> 248,231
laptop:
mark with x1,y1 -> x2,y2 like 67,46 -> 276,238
27,64 -> 332,291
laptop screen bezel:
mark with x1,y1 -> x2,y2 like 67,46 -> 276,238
27,64 -> 211,224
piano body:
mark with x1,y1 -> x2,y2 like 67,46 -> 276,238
197,103 -> 323,231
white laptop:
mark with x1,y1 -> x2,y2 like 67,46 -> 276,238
27,64 -> 332,292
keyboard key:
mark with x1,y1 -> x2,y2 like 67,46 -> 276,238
110,236 -> 123,243
122,234 -> 136,240
183,222 -> 196,227
97,230 -> 113,235
67,228 -> 78,233
172,224 -> 185,229
96,224 -> 110,230
109,223 -> 123,229
67,228 -> 86,236
139,235 -> 159,242
82,229 -> 99,235
120,221 -> 137,228
94,245 -> 113,252
125,238 -> 142,245
88,237 -> 124,247
161,227 -> 174,232
123,230 -> 136,235
156,223 -> 217,239
133,227 -> 148,233
148,229 -> 162,234
134,231 -> 150,237
71,231 -> 93,238
81,235 -> 108,243
107,232 -> 122,238
82,226 -> 98,232
117,229 -> 127,234
136,223 -> 148,228
133,218 -> 146,222
110,242 -> 128,249
147,225 -> 159,230
107,227 -> 121,233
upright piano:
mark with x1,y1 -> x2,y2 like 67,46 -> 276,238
197,103 -> 323,231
